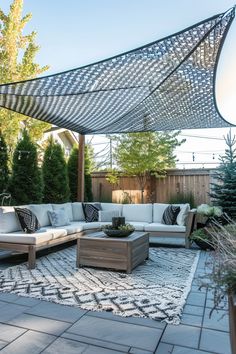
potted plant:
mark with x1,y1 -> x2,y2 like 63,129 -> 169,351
190,228 -> 214,250
196,204 -> 223,227
190,204 -> 223,250
101,223 -> 135,237
202,219 -> 236,354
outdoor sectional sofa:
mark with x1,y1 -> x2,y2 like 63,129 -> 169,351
0,202 -> 196,269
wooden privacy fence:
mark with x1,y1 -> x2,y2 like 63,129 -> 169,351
92,169 -> 217,206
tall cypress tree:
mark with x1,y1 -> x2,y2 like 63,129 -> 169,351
42,138 -> 70,203
67,145 -> 78,202
210,131 -> 236,219
67,144 -> 94,202
9,129 -> 42,204
0,132 -> 9,192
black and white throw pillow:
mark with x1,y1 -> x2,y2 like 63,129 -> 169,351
14,207 -> 40,233
82,203 -> 102,222
162,205 -> 180,225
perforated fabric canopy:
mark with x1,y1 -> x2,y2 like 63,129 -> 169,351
0,8 -> 235,135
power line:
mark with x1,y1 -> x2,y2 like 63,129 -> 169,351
176,150 -> 224,154
179,134 -> 225,140
176,162 -> 219,165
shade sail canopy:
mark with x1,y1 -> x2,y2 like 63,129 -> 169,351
0,8 -> 235,135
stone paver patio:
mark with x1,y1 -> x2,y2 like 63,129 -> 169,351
0,246 -> 230,354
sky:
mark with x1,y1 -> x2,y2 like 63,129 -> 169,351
2,0 -> 236,168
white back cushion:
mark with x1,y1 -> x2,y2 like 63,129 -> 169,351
122,204 -> 152,223
175,204 -> 190,226
98,210 -> 120,222
52,203 -> 73,221
153,203 -> 170,223
72,202 -> 85,221
0,207 -> 21,233
29,204 -> 53,227
153,203 -> 190,225
100,203 -> 122,216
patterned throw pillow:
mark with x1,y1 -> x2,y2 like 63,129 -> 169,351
82,203 -> 102,222
14,207 -> 40,234
162,205 -> 180,225
48,208 -> 70,227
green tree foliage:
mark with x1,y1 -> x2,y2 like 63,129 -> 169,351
168,192 -> 195,209
67,146 -> 78,202
0,0 -> 50,147
42,138 -> 70,203
210,131 -> 236,219
9,129 -> 42,204
67,144 -> 94,202
84,144 -> 94,202
109,131 -> 184,203
0,132 -> 9,192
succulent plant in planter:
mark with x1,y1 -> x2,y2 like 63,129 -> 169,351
101,223 -> 135,237
191,204 -> 223,250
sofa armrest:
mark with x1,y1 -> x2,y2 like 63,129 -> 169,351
185,209 -> 197,248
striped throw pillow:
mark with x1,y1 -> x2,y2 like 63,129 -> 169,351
14,207 -> 40,233
162,205 -> 180,225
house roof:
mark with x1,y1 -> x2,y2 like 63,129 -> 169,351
0,7 -> 234,135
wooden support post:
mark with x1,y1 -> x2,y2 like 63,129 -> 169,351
77,134 -> 85,201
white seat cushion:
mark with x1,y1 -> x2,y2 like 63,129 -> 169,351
145,223 -> 186,233
44,226 -> 68,239
122,204 -> 153,223
78,222 -> 101,230
72,202 -> 85,221
0,230 -> 53,245
47,222 -> 84,235
0,207 -> 21,233
126,221 -> 150,231
52,203 -> 73,221
29,204 -> 53,227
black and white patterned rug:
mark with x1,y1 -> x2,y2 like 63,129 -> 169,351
0,246 -> 199,324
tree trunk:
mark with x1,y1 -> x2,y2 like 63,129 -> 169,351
138,174 -> 146,204
141,189 -> 144,204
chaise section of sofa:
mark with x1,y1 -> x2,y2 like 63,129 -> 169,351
0,204 -> 102,269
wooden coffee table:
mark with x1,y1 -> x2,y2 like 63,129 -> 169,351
76,231 -> 149,273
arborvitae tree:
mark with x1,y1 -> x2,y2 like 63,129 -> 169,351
42,138 -> 70,203
84,144 -> 93,202
9,129 -> 42,204
210,131 -> 236,219
67,146 -> 78,202
0,132 -> 9,192
67,144 -> 94,202
0,0 -> 50,147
